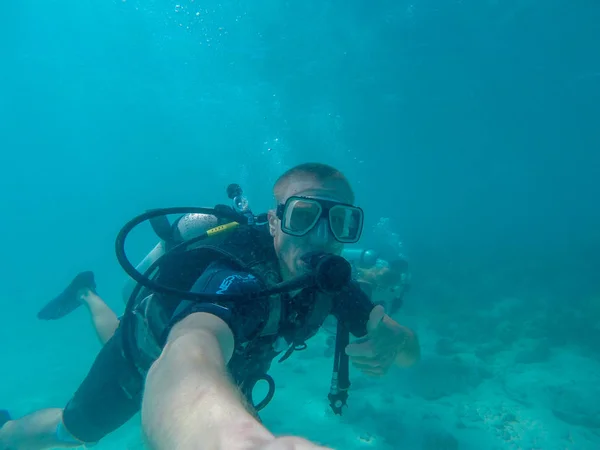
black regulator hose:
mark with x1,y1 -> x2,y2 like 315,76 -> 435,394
115,207 -> 245,301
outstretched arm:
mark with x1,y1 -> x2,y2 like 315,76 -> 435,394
141,263 -> 331,450
142,312 -> 274,450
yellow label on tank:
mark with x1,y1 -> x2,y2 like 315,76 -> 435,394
206,221 -> 239,236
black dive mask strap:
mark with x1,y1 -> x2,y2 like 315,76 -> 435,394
328,321 -> 351,415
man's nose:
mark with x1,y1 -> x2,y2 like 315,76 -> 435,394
308,218 -> 333,245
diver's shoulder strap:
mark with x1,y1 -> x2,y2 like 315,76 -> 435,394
186,225 -> 284,338
260,294 -> 283,337
309,291 -> 334,332
222,230 -> 283,337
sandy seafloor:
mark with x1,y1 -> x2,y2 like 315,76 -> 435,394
2,294 -> 599,450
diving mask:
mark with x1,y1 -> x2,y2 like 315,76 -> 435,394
276,196 -> 364,243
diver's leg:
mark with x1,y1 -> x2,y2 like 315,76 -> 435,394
0,326 -> 142,449
36,271 -> 120,346
60,325 -> 142,444
79,289 -> 120,345
37,272 -> 96,321
0,408 -> 78,449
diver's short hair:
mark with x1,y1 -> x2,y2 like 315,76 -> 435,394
273,162 -> 355,204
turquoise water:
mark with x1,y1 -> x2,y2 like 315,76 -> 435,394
1,1 -> 599,449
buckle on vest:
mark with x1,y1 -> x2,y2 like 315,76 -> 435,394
277,340 -> 307,363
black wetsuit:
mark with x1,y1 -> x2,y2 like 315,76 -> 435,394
62,261 -> 374,443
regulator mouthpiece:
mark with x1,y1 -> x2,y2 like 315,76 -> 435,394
302,253 -> 351,294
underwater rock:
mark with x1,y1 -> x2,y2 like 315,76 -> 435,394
465,315 -> 499,345
435,338 -> 460,356
504,366 -> 600,428
514,340 -> 551,364
550,385 -> 600,428
455,402 -> 528,444
430,313 -> 497,345
407,355 -> 486,401
343,399 -> 378,423
521,317 -> 548,340
421,414 -> 459,450
552,409 -> 600,429
422,427 -> 459,450
495,320 -> 520,345
475,340 -> 505,360
291,365 -> 308,374
323,334 -> 336,358
502,373 -> 534,407
349,375 -> 376,391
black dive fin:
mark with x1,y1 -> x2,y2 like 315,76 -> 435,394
37,271 -> 96,320
0,409 -> 11,428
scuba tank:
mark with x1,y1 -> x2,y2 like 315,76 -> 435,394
120,213 -> 220,304
122,183 -> 253,303
342,247 -> 380,268
121,183 -> 255,304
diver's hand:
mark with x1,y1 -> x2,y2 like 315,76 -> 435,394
345,305 -> 418,376
259,436 -> 332,450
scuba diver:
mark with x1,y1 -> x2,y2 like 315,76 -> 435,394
0,163 -> 420,450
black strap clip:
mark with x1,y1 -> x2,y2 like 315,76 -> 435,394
248,374 -> 276,412
278,341 -> 307,363
328,376 -> 349,415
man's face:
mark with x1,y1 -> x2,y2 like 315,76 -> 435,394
268,177 -> 353,279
